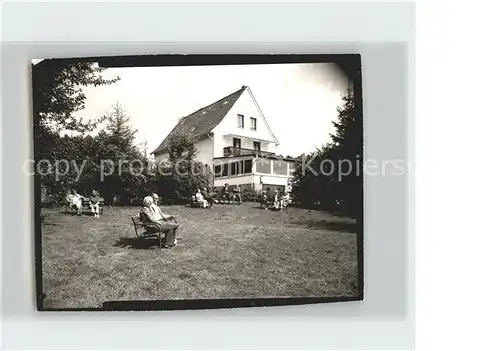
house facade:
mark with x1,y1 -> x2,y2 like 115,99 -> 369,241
152,86 -> 295,193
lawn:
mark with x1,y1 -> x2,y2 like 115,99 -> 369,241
40,202 -> 359,309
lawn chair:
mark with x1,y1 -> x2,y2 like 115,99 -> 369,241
131,216 -> 179,249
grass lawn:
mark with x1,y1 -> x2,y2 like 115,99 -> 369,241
40,202 -> 359,309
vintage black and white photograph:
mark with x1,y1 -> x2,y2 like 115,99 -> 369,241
33,55 -> 363,310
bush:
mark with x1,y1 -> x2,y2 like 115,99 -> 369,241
241,189 -> 261,203
156,161 -> 213,204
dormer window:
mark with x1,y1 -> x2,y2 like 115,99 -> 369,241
237,114 -> 244,128
250,117 -> 257,131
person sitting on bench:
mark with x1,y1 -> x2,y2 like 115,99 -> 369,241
221,183 -> 231,204
201,187 -> 215,208
151,193 -> 162,209
195,189 -> 209,208
281,191 -> 291,211
89,189 -> 101,218
260,189 -> 269,210
232,185 -> 242,205
67,189 -> 84,215
273,189 -> 281,210
140,196 -> 178,247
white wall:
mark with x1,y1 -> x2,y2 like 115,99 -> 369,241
154,137 -> 214,168
259,175 -> 289,186
154,151 -> 169,164
212,88 -> 278,157
214,173 -> 290,188
214,174 -> 254,187
195,137 -> 214,167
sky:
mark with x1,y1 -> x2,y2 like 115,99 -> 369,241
73,62 -> 349,157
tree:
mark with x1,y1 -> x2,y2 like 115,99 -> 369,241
156,128 -> 213,204
32,59 -> 120,161
97,103 -> 149,204
105,102 -> 137,155
330,88 -> 361,160
163,125 -> 198,162
329,88 -> 362,215
291,87 -> 362,216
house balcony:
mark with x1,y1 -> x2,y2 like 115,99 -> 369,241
223,146 -> 275,158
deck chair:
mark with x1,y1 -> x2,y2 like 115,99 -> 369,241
131,216 -> 179,249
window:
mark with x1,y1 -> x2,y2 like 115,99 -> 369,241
250,117 -> 257,130
214,165 -> 222,178
273,160 -> 288,175
237,114 -> 244,128
256,158 -> 271,174
233,138 -> 241,149
253,141 -> 261,151
222,164 -> 229,177
244,160 -> 253,174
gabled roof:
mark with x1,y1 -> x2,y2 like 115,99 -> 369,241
152,86 -> 247,155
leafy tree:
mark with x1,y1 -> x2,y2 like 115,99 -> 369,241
156,128 -> 213,204
291,88 -> 362,216
32,59 -> 120,162
163,125 -> 198,162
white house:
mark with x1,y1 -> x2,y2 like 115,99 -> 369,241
152,85 -> 296,192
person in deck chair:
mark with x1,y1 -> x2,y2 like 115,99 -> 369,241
89,190 -> 101,218
140,196 -> 178,247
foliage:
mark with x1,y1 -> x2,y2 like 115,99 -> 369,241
155,128 -> 213,204
241,189 -> 261,203
40,102 -> 153,205
32,59 -> 120,161
330,88 -> 362,215
291,88 -> 362,216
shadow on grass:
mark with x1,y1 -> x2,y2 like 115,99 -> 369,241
289,219 -> 358,234
113,237 -> 160,250
58,211 -> 98,217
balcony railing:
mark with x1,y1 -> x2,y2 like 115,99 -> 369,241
223,146 -> 275,158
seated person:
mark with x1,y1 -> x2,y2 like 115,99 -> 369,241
273,189 -> 281,210
201,187 -> 215,208
221,183 -> 232,204
139,196 -> 178,247
89,189 -> 101,218
260,190 -> 269,210
233,185 -> 242,205
281,191 -> 291,210
194,189 -> 209,208
150,193 -> 175,222
67,189 -> 84,215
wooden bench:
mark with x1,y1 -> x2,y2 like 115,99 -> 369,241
82,198 -> 105,215
131,216 -> 179,249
